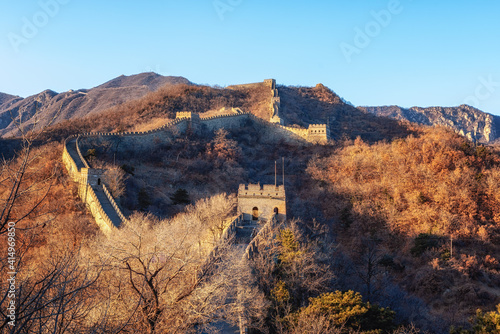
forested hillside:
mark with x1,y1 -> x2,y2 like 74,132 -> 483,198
2,79 -> 500,333
307,127 -> 500,331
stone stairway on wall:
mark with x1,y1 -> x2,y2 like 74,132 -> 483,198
66,138 -> 86,169
93,186 -> 123,228
203,217 -> 262,334
235,220 -> 258,245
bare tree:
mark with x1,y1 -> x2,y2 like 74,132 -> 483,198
0,137 -> 54,235
190,193 -> 236,243
102,166 -> 128,198
2,249 -> 104,333
91,208 -> 241,333
351,237 -> 384,302
0,103 -> 61,234
0,105 -> 111,333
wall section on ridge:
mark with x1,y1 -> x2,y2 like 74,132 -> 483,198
62,79 -> 333,235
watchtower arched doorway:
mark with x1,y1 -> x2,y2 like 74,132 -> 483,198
274,207 -> 279,215
252,207 -> 259,221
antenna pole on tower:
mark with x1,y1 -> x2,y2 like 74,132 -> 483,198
282,157 -> 285,187
275,161 -> 277,188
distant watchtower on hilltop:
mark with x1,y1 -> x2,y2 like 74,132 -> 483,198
238,183 -> 286,221
307,124 -> 331,142
265,79 -> 283,125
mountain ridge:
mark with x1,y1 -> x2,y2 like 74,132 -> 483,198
360,104 -> 500,143
0,73 -> 191,138
3,73 -> 498,146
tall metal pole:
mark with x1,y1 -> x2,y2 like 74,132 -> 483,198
282,157 -> 285,187
275,161 -> 277,187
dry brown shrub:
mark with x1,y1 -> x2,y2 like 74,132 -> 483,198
307,128 -> 500,238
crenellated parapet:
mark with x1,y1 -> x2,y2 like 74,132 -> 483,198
81,183 -> 115,234
264,79 -> 276,90
103,184 -> 128,224
238,184 -> 286,198
63,137 -> 129,234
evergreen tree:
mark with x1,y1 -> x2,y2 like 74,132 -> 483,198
170,188 -> 190,205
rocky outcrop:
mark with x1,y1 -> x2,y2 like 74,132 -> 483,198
361,104 -> 500,143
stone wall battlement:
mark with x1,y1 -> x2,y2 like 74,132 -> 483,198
75,137 -> 90,168
307,124 -> 331,143
239,184 -> 285,196
78,118 -> 187,138
226,82 -> 266,90
82,184 -> 115,235
244,215 -> 279,260
103,184 -> 128,223
200,113 -> 249,121
264,79 -> 276,90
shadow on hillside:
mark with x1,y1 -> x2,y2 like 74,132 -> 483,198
278,86 -> 416,143
0,138 -> 24,160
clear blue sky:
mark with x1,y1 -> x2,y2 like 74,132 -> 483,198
1,0 -> 499,114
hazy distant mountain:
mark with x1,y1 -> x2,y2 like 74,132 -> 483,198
360,104 -> 500,143
0,73 -> 191,138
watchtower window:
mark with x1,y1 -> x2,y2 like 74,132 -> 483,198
274,207 -> 279,214
98,178 -> 101,186
252,207 -> 259,221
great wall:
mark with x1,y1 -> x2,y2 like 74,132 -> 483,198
61,79 -> 327,333
62,79 -> 329,234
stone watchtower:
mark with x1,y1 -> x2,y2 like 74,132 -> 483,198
176,112 -> 201,131
307,124 -> 331,143
238,183 -> 286,221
